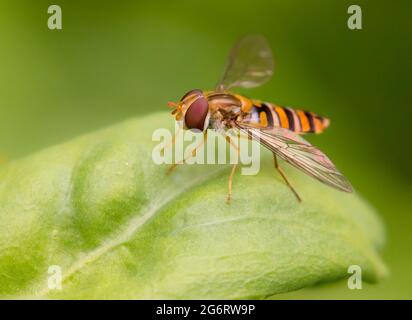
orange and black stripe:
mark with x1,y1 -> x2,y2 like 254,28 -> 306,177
249,103 -> 330,134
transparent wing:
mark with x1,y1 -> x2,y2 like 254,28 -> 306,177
235,122 -> 353,192
216,35 -> 274,91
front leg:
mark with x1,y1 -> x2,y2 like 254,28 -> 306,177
167,132 -> 208,175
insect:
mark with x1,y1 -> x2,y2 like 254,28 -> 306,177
167,35 -> 352,202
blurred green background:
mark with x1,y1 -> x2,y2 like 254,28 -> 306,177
0,0 -> 411,299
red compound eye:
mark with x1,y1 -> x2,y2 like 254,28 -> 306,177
185,96 -> 209,131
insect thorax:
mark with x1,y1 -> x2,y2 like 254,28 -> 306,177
206,92 -> 244,130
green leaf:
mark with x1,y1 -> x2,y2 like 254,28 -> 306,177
0,112 -> 386,299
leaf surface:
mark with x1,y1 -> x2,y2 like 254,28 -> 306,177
0,112 -> 386,299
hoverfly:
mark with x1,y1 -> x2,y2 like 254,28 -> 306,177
167,35 -> 352,202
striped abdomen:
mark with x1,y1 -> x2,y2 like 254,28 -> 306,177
244,102 -> 330,134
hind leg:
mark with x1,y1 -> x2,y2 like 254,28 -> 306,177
273,154 -> 302,202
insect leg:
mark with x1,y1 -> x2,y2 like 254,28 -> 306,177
225,135 -> 241,158
226,163 -> 238,204
166,132 -> 207,174
225,135 -> 240,204
273,154 -> 302,202
160,126 -> 182,156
